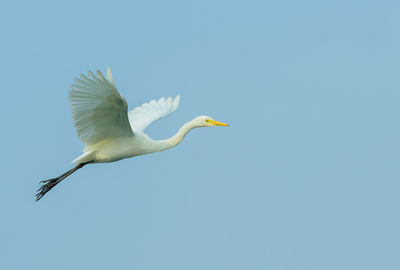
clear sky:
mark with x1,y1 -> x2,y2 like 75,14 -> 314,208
1,0 -> 400,269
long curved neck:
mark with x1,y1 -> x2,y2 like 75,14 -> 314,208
160,119 -> 200,149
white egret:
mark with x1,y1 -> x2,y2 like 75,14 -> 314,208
36,67 -> 229,201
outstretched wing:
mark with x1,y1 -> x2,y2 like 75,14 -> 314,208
128,95 -> 180,133
69,68 -> 134,146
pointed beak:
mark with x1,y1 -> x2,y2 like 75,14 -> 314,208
208,120 -> 230,127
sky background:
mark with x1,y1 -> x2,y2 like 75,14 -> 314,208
1,0 -> 400,269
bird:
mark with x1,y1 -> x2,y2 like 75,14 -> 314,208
35,67 -> 229,201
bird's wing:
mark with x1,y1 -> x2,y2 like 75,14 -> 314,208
69,68 -> 134,146
128,95 -> 181,132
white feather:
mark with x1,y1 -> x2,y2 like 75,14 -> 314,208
128,95 -> 181,132
106,66 -> 115,86
69,69 -> 134,146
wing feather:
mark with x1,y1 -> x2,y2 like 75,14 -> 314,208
128,95 -> 180,132
69,68 -> 134,145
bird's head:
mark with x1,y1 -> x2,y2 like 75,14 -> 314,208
194,115 -> 230,127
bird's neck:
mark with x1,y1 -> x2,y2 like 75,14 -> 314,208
160,120 -> 200,150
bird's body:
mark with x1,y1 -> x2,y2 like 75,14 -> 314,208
76,129 -> 175,164
74,133 -> 167,164
36,67 -> 228,200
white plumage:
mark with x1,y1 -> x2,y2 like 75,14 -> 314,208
69,69 -> 133,145
36,67 -> 229,201
128,95 -> 180,132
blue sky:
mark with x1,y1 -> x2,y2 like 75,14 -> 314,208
1,0 -> 400,269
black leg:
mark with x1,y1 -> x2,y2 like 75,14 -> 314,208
35,162 -> 90,201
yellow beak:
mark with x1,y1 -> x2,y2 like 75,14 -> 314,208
207,119 -> 230,127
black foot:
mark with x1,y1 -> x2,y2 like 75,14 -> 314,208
35,162 -> 91,201
36,178 -> 60,201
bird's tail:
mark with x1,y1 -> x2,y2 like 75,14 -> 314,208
35,162 -> 90,201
